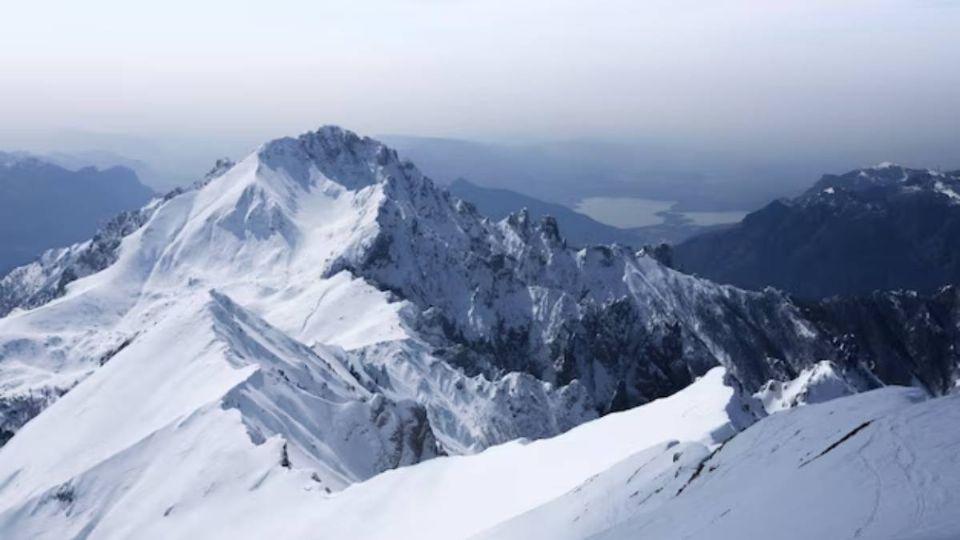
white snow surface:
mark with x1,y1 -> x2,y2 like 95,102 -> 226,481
2,357 -> 956,540
478,386 -> 960,540
0,367 -> 752,539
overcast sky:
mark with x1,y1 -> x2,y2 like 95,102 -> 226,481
1,0 -> 958,167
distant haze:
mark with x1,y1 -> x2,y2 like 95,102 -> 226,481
1,0 -> 958,193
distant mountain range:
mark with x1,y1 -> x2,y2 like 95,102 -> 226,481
674,164 -> 960,299
0,153 -> 154,274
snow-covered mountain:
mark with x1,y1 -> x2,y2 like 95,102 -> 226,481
0,127 -> 600,456
0,127 -> 958,538
675,163 -> 960,298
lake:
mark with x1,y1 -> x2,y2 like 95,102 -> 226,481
575,197 -> 747,228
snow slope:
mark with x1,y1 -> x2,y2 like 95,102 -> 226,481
597,388 -> 956,540
0,366 -> 755,539
3,360 -> 955,540
477,386 -> 960,540
253,367 -> 758,540
0,289 -> 435,517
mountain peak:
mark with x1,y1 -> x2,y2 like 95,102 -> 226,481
257,125 -> 407,190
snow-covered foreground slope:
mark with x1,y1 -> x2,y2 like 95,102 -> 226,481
2,363 -> 956,540
255,368 -> 758,540
477,386 -> 960,540
0,367 -> 754,539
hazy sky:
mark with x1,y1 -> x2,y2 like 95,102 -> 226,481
1,0 -> 958,166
